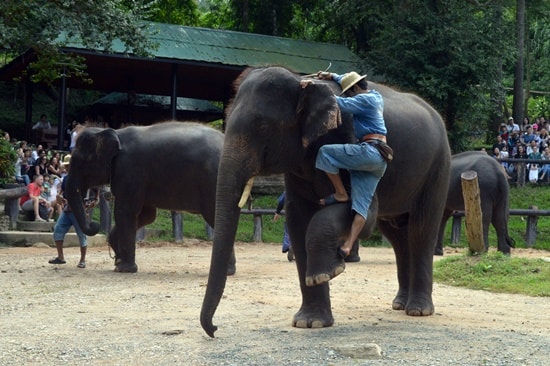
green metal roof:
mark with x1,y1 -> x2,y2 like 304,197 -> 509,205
65,22 -> 361,75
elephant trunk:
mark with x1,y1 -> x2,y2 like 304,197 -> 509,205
201,155 -> 254,338
65,176 -> 100,236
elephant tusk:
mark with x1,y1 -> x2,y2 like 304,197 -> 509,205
238,177 -> 255,208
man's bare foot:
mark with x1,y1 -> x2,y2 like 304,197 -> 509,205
320,193 -> 349,206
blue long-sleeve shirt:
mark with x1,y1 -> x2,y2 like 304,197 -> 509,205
333,73 -> 386,140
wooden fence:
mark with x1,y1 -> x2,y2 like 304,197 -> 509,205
450,206 -> 550,248
2,186 -> 549,247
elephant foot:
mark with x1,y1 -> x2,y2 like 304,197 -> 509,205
292,307 -> 334,329
114,261 -> 138,273
227,263 -> 236,276
392,293 -> 434,316
305,263 -> 345,287
433,248 -> 444,256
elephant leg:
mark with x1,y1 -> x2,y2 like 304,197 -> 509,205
288,195 -> 334,329
378,216 -> 410,311
112,201 -> 146,273
379,208 -> 435,316
492,206 -> 514,254
434,210 -> 452,256
482,205 -> 493,252
305,204 -> 352,286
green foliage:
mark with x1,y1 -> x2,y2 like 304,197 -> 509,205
147,0 -> 200,26
433,252 -> 550,296
0,0 -> 157,85
0,138 -> 17,185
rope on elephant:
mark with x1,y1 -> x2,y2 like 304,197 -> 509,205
301,62 -> 332,78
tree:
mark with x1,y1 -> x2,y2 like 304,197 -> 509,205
147,0 -> 200,26
512,0 -> 526,126
0,0 -> 157,85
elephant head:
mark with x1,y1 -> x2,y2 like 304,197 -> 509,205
201,67 -> 343,337
65,127 -> 121,236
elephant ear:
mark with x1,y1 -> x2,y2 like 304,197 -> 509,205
94,128 -> 121,161
297,82 -> 341,148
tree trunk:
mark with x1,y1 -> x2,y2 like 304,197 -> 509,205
512,0 -> 526,126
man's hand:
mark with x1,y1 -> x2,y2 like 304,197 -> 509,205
317,71 -> 333,80
300,80 -> 313,89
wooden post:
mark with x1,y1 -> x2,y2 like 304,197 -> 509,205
525,205 -> 538,248
171,211 -> 183,243
253,213 -> 262,242
451,215 -> 462,244
460,171 -> 485,253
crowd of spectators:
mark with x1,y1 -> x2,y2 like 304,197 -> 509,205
2,119 -> 89,222
493,115 -> 550,183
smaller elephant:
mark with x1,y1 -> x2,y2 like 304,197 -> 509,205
435,151 -> 515,255
65,121 -> 236,273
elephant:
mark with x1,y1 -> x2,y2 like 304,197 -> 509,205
65,121 -> 236,274
200,66 -> 451,337
435,151 -> 515,255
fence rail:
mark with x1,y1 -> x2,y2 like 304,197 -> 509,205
451,206 -> 549,247
2,185 -> 548,247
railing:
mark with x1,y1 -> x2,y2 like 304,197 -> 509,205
496,157 -> 550,187
450,206 -> 550,247
2,184 -> 548,246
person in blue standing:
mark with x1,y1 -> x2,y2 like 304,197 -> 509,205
48,155 -> 98,268
273,191 -> 293,261
301,71 -> 390,259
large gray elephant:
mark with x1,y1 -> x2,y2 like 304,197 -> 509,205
201,66 -> 451,337
435,151 -> 515,255
65,121 -> 236,274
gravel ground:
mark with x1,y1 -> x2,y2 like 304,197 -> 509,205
0,241 -> 549,366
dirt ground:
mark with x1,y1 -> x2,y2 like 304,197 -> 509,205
0,240 -> 549,366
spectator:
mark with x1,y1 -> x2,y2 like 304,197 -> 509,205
47,156 -> 62,176
69,123 -> 84,151
523,117 -> 531,131
528,145 -> 542,183
526,139 -> 539,155
48,155 -> 97,268
508,131 -> 520,156
506,116 -> 520,134
538,128 -> 549,149
31,144 -> 43,164
14,148 -> 31,185
40,174 -> 55,221
33,155 -> 49,179
498,123 -> 509,142
540,147 -> 550,182
273,191 -> 293,261
521,126 -> 539,146
32,114 -> 52,130
19,174 -> 51,222
492,134 -> 507,152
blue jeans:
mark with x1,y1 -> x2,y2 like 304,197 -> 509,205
54,210 -> 87,247
316,142 -> 387,219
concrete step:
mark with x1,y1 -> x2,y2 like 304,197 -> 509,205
16,220 -> 56,232
0,231 -> 106,248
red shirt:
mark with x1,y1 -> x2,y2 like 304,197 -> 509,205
20,182 -> 42,205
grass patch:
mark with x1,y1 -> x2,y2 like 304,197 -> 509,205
433,251 -> 550,296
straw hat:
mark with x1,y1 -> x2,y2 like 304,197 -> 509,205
61,154 -> 71,166
340,71 -> 367,95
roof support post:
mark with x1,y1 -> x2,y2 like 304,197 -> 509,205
57,68 -> 67,150
170,63 -> 178,120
